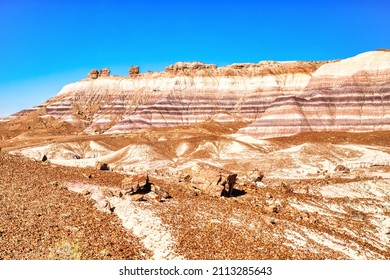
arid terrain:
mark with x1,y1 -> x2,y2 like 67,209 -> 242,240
0,50 -> 389,260
1,121 -> 389,260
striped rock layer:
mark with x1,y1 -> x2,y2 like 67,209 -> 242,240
19,50 -> 390,139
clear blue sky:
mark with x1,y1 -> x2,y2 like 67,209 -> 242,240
1,0 -> 389,116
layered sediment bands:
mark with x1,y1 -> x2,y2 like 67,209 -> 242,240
10,50 -> 390,138
238,51 -> 390,138
41,68 -> 316,134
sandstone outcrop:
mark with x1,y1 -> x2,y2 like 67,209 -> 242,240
129,66 -> 140,76
12,50 -> 390,139
122,174 -> 150,194
185,163 -> 237,197
87,69 -> 99,79
87,68 -> 111,79
121,175 -> 170,201
100,68 -> 110,77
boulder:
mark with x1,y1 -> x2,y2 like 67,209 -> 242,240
151,184 -> 171,199
129,66 -> 140,76
246,169 -> 264,183
187,163 -> 237,197
100,68 -> 110,77
95,161 -> 109,171
88,68 -> 110,79
122,174 -> 150,194
88,69 -> 99,79
334,164 -> 350,173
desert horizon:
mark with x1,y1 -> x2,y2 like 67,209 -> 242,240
1,49 -> 390,261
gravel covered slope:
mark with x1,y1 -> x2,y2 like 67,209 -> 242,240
0,151 -> 150,260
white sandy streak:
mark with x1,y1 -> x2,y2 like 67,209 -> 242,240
65,182 -> 183,260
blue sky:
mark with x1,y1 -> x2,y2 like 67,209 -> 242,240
1,0 -> 389,116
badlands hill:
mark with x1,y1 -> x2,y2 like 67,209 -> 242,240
1,50 -> 390,260
4,50 -> 390,139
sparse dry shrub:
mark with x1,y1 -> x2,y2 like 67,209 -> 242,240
48,240 -> 83,260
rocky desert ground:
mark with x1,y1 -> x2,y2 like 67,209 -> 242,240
0,50 -> 389,260
1,120 -> 389,260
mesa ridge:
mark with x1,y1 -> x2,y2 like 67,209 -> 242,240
7,50 -> 389,139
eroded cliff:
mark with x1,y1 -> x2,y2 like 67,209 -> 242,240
8,50 -> 390,139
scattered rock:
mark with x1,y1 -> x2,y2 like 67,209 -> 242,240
95,162 -> 109,171
82,173 -> 93,179
256,181 -> 267,188
334,164 -> 350,173
112,190 -> 123,198
50,181 -> 60,187
309,215 -> 318,224
81,189 -> 91,196
183,174 -> 191,182
264,204 -> 280,214
151,184 -> 170,199
222,174 -> 237,197
186,163 -> 238,197
246,169 -> 264,183
129,194 -> 145,201
122,175 -> 150,195
264,217 -> 276,225
104,201 -> 115,213
280,182 -> 294,193
102,189 -> 113,197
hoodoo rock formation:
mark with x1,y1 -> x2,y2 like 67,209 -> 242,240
87,68 -> 111,79
8,50 -> 390,138
129,66 -> 140,76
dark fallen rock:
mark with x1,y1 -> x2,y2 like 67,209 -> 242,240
104,201 -> 115,213
95,162 -> 109,171
183,174 -> 191,182
42,155 -> 48,162
221,174 -> 237,197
